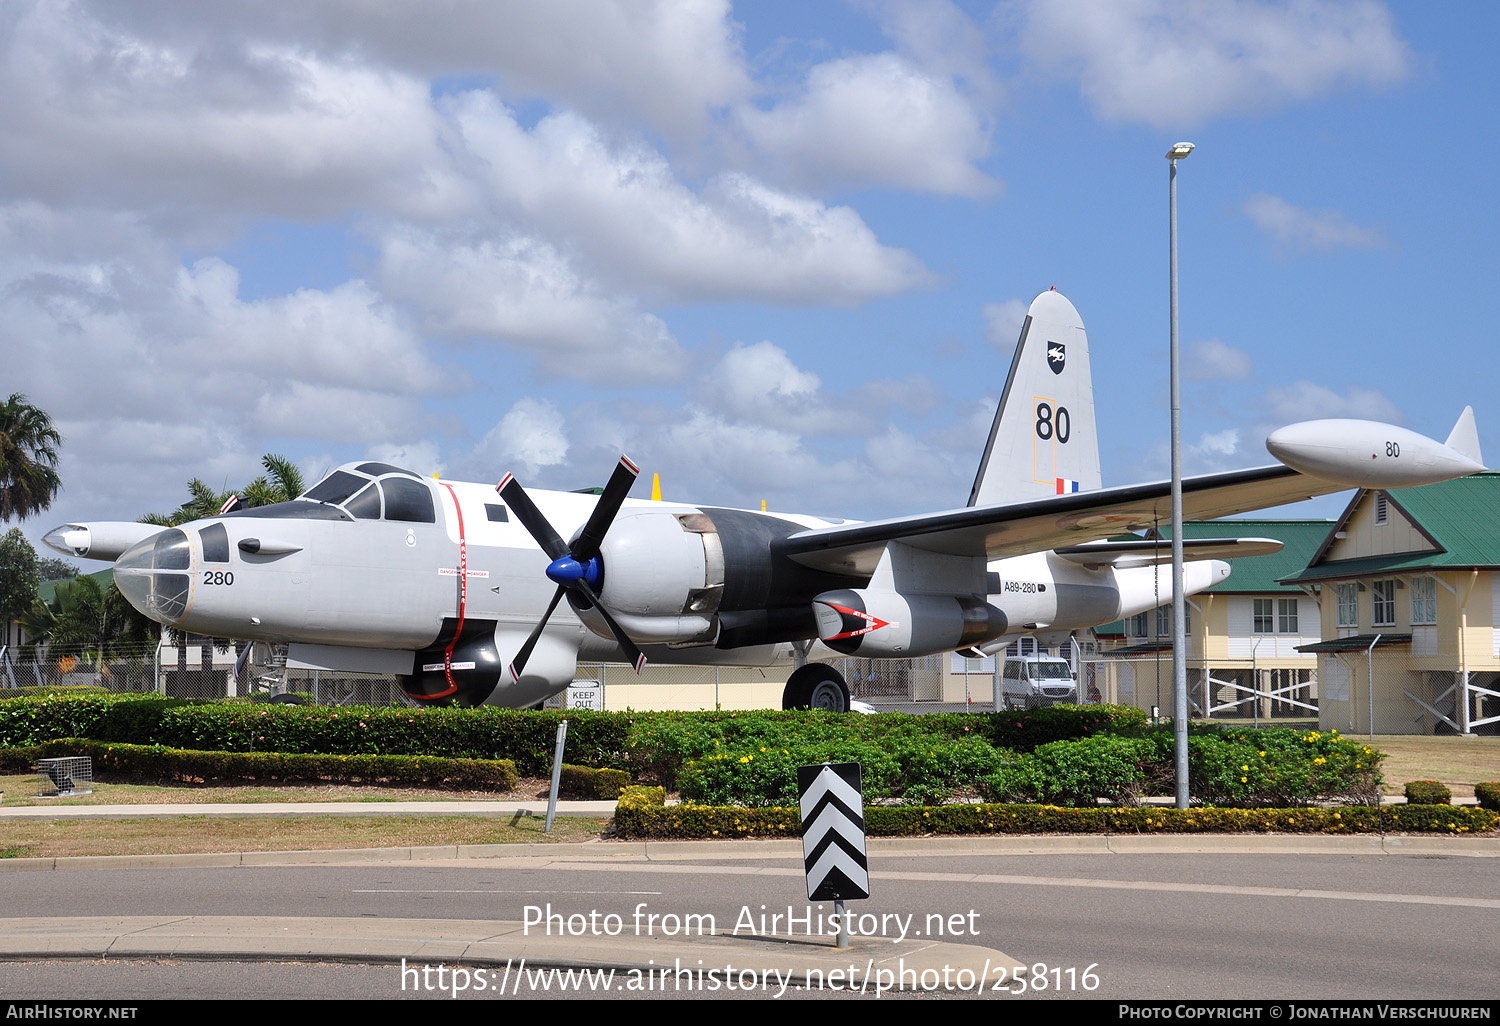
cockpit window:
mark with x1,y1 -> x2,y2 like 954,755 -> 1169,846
356,462 -> 418,478
200,523 -> 230,562
302,471 -> 367,505
345,484 -> 383,520
382,477 -> 436,523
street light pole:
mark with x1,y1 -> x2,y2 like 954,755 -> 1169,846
1167,140 -> 1194,810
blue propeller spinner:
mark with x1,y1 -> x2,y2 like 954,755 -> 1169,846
496,454 -> 644,679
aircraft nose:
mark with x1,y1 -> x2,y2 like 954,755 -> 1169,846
114,528 -> 192,624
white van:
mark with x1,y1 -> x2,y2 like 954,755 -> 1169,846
996,655 -> 1078,710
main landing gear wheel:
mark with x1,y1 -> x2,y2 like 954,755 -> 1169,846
781,664 -> 851,713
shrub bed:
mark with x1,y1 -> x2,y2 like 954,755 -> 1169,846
981,728 -> 1381,808
613,800 -> 1499,840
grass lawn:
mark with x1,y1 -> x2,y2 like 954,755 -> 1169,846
1367,734 -> 1500,797
0,813 -> 610,859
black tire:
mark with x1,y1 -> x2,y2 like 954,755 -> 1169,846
784,664 -> 850,713
270,693 -> 307,705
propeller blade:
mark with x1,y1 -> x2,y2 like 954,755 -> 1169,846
577,581 -> 647,674
571,454 -> 640,562
496,473 -> 568,560
509,584 -> 568,681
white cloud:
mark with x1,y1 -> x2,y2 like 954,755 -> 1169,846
1186,338 -> 1253,381
475,398 -> 570,479
446,98 -> 930,304
1263,382 -> 1403,424
173,259 -> 443,393
1243,193 -> 1386,253
1018,0 -> 1411,128
734,53 -> 997,197
707,341 -> 820,414
93,0 -> 755,142
868,0 -> 996,94
376,228 -> 685,384
983,299 -> 1028,352
0,3 -> 459,220
252,383 -> 427,444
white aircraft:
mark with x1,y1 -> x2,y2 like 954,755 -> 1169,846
44,290 -> 1485,712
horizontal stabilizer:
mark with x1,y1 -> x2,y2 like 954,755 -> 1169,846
1052,536 -> 1284,569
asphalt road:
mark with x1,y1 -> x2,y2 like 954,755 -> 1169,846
2,841 -> 1498,1001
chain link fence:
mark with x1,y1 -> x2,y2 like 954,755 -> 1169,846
0,640 -> 159,694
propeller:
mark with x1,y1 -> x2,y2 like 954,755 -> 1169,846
497,455 -> 647,680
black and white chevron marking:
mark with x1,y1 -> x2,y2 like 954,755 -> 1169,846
797,762 -> 869,901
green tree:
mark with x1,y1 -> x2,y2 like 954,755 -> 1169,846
0,528 -> 41,649
37,556 -> 78,582
24,573 -> 157,686
0,393 -> 63,522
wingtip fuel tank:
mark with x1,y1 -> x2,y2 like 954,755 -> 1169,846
1266,412 -> 1486,489
41,522 -> 166,562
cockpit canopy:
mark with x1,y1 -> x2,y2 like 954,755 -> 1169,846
297,462 -> 436,523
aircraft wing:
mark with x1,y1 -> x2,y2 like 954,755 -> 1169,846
780,411 -> 1487,577
778,464 -> 1336,577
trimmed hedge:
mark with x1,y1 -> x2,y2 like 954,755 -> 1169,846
613,799 -> 1500,839
0,693 -> 629,774
1476,782 -> 1500,812
558,764 -> 630,800
1404,780 -> 1452,805
3,739 -> 518,790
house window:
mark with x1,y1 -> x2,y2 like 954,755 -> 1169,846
1374,492 -> 1388,525
1148,605 -> 1189,638
1253,598 -> 1274,633
1411,577 -> 1437,626
1337,584 -> 1358,628
1277,598 -> 1299,634
1130,612 -> 1149,638
1371,580 -> 1396,627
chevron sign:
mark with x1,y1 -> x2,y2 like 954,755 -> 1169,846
798,762 -> 870,901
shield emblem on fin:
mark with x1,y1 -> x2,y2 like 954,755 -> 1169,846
1047,341 -> 1066,375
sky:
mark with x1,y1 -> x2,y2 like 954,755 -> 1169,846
5,0 -> 1497,556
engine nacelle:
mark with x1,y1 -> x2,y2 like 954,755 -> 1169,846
812,588 -> 1007,657
588,510 -> 723,642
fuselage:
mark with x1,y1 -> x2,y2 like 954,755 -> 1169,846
110,462 -> 1226,685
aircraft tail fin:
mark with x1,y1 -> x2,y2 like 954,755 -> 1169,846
968,289 -> 1102,507
1444,406 -> 1484,467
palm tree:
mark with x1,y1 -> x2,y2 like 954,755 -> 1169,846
241,454 -> 306,507
25,574 -> 157,686
0,393 -> 62,522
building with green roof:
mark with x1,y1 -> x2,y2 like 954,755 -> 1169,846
1090,519 -> 1332,721
1280,472 -> 1500,735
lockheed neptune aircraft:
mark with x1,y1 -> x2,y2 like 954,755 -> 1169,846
45,291 -> 1486,712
